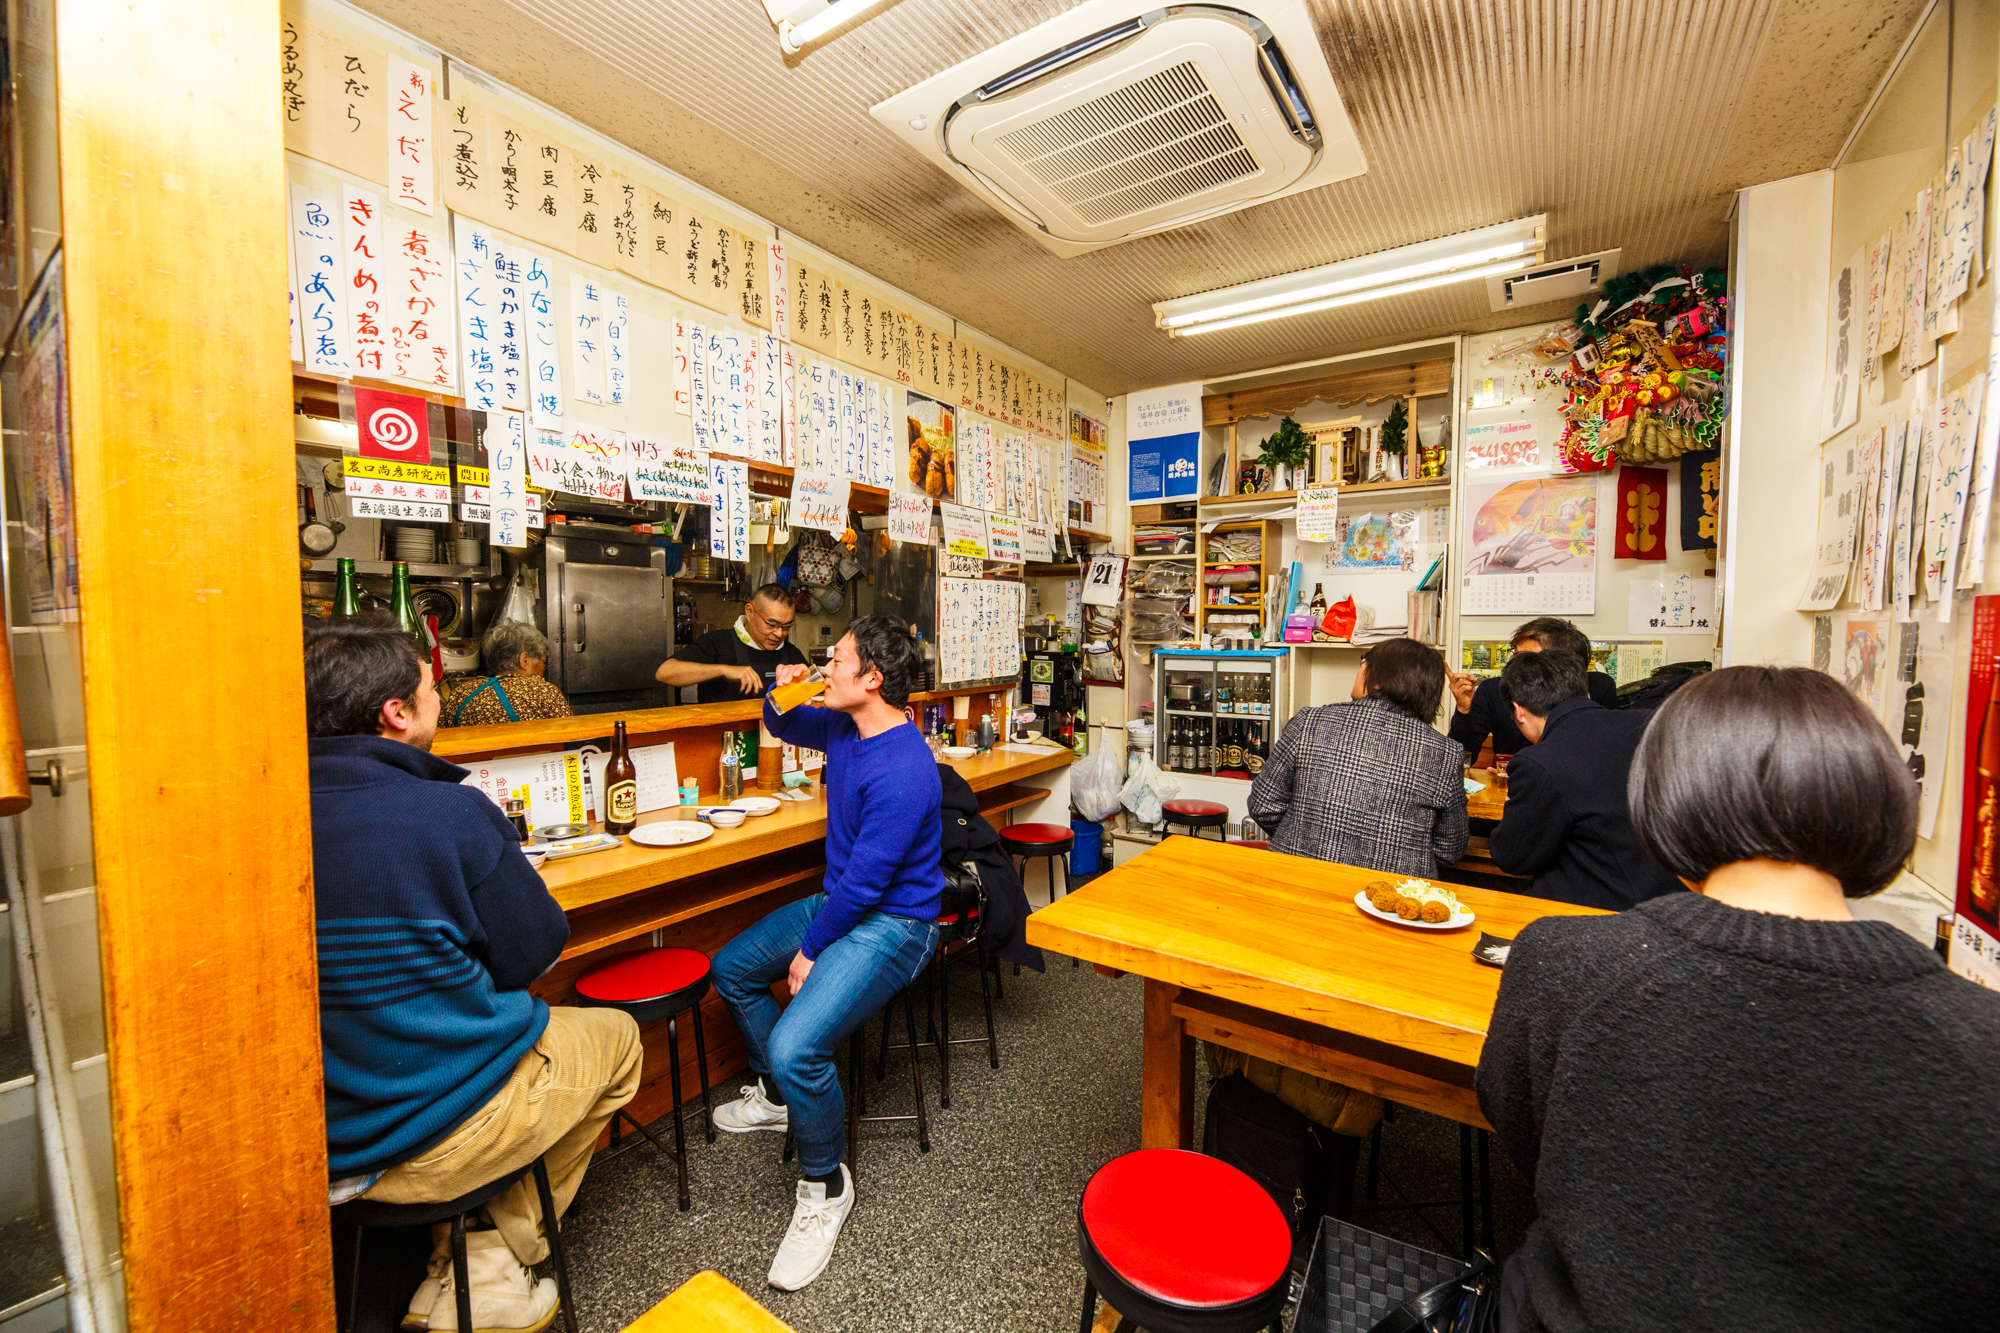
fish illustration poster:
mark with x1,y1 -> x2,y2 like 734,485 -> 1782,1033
1461,473 -> 1599,615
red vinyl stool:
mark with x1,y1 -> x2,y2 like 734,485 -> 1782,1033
1076,1150 -> 1291,1333
1001,821 -> 1075,967
574,946 -> 715,1212
1162,799 -> 1231,841
1237,840 -> 1270,851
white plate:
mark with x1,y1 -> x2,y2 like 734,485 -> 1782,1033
629,821 -> 715,848
941,746 -> 977,760
1353,889 -> 1475,931
539,832 -> 624,859
729,796 -> 781,817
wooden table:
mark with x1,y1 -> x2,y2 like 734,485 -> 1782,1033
1463,767 -> 1507,823
622,1271 -> 794,1332
526,744 -> 1072,1128
1024,838 -> 1601,1147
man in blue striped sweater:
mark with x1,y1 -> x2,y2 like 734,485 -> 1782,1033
306,617 -> 639,1333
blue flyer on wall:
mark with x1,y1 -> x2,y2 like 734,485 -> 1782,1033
1126,382 -> 1202,501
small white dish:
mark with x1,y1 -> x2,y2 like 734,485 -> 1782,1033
539,832 -> 623,860
729,796 -> 781,817
521,845 -> 548,870
630,821 -> 715,848
699,807 -> 747,829
1353,889 -> 1475,931
941,746 -> 977,761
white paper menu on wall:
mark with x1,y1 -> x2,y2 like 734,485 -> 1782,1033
1820,246 -> 1865,442
888,493 -> 932,544
488,409 -> 530,549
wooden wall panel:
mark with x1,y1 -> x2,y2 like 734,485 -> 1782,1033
55,0 -> 333,1327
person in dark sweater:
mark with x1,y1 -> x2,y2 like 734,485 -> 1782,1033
710,615 -> 942,1291
306,617 -> 640,1333
1487,649 -> 1682,910
1447,617 -> 1618,759
655,583 -> 810,703
1477,666 -> 2000,1333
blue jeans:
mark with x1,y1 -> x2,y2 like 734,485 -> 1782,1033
711,892 -> 937,1176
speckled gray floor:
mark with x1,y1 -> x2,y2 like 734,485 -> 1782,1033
548,945 -> 1535,1333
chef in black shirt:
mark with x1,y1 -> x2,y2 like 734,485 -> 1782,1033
1447,616 -> 1619,760
656,584 -> 810,704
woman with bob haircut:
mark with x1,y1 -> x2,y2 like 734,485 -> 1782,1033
1248,636 -> 1467,876
1476,666 -> 2000,1332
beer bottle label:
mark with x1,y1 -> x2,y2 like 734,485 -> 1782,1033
609,780 -> 637,822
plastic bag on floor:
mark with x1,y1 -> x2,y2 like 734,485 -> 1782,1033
1071,737 -> 1125,823
1121,753 -> 1180,826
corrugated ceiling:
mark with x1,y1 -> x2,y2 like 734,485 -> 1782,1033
356,0 -> 1926,394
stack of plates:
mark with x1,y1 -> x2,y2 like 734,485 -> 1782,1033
391,525 -> 436,565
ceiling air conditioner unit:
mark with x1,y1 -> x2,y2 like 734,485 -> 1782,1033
871,1 -> 1365,258
1486,249 -> 1622,313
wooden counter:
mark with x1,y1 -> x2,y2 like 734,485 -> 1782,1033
1025,837 -> 1599,1146
531,744 -> 1072,1130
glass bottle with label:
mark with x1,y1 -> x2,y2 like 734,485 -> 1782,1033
1216,673 -> 1233,714
1225,721 -> 1245,774
1167,722 -> 1183,772
332,557 -> 362,620
1309,584 -> 1328,617
604,720 -> 638,834
390,560 -> 421,642
1245,722 -> 1266,777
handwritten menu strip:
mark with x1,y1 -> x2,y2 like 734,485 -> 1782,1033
390,219 -> 454,390
939,578 -> 1024,685
489,410 -> 530,548
767,240 -> 790,341
627,435 -> 711,504
293,184 -> 349,375
524,250 -> 561,427
780,346 -> 797,465
606,288 -> 629,406
986,513 -> 1024,563
341,187 -> 389,377
285,15 -> 389,186
570,272 -> 605,406
709,455 -> 730,559
386,55 -> 434,214
792,471 -> 851,534
725,460 -> 750,560
455,216 -> 500,408
889,493 -> 932,544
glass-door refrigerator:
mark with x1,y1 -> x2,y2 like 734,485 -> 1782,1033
1152,648 -> 1290,780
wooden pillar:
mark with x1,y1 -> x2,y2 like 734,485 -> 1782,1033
1141,979 -> 1194,1149
56,0 -> 333,1327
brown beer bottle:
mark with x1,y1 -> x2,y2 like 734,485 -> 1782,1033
604,720 -> 638,835
1971,660 -> 2000,923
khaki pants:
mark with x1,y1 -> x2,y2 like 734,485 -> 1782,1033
364,1006 -> 642,1265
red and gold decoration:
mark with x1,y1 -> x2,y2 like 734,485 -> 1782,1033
1529,264 -> 1730,474
1614,466 -> 1669,561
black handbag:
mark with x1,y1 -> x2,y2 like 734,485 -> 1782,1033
1201,1075 -> 1358,1266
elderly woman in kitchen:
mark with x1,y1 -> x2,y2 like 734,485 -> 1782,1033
440,620 -> 573,726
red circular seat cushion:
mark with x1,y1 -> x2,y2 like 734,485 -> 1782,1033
1163,799 -> 1229,818
1002,822 -> 1074,845
575,947 -> 711,1004
1237,840 -> 1269,851
1082,1150 -> 1290,1308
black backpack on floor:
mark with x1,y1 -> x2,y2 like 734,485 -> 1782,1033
1202,1074 -> 1361,1263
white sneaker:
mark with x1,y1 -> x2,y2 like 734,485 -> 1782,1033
767,1164 -> 855,1292
712,1080 -> 789,1133
425,1229 -> 560,1333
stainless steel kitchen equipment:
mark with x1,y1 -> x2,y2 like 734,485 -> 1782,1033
544,523 -> 673,712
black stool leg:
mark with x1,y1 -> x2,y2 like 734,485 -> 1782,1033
450,1212 -> 474,1333
666,1016 -> 691,1212
692,1000 -> 715,1144
848,1028 -> 863,1175
531,1159 -> 580,1333
1059,854 -> 1078,966
978,945 -> 999,1069
1460,1122 -> 1474,1258
936,952 -> 953,1110
1078,1278 -> 1098,1333
902,989 -> 930,1152
782,1126 -> 795,1164
344,1222 -> 366,1333
1478,1128 -> 1494,1250
1366,1122 -> 1383,1202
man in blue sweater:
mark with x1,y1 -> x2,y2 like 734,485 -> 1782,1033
306,617 -> 640,1333
711,614 -> 942,1291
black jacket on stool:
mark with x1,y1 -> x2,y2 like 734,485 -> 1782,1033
938,764 -> 1046,972
1488,698 -> 1683,911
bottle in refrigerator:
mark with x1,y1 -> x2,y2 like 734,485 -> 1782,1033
1971,659 -> 2000,923
604,720 -> 638,834
1225,722 -> 1244,774
1205,721 -> 1221,773
1167,722 -> 1183,772
1245,722 -> 1266,776
1216,673 -> 1233,714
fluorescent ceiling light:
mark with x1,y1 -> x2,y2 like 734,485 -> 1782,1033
1154,216 -> 1546,337
765,0 -> 899,53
